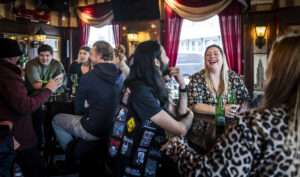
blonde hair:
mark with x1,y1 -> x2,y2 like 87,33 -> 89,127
260,34 -> 300,172
203,44 -> 229,100
114,44 -> 126,62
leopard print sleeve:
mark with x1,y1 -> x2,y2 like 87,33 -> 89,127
166,118 -> 259,177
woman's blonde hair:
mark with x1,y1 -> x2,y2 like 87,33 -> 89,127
260,34 -> 300,171
114,44 -> 126,62
203,44 -> 229,100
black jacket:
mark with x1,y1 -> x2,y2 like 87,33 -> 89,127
74,63 -> 125,137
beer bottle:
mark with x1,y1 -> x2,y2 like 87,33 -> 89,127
228,88 -> 237,104
215,95 -> 225,140
42,75 -> 48,88
71,75 -> 78,96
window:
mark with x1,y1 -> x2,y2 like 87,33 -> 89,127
191,41 -> 195,51
88,25 -> 115,48
177,16 -> 222,83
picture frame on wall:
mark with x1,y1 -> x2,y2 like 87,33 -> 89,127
253,53 -> 268,91
44,38 -> 58,51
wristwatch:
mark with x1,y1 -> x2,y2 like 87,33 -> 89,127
179,86 -> 188,93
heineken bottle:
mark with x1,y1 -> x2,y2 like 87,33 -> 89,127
215,95 -> 225,140
71,75 -> 79,96
228,88 -> 237,104
42,75 -> 48,88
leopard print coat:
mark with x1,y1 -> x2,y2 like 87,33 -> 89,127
166,105 -> 300,177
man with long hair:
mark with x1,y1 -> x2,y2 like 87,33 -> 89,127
109,41 -> 193,176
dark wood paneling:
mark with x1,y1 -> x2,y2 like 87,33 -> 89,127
243,6 -> 300,95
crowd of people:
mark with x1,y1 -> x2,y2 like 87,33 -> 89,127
0,34 -> 299,177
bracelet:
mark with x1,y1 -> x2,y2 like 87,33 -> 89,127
179,86 -> 188,93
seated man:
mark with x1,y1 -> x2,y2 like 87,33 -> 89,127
25,44 -> 66,148
52,41 -> 125,171
25,44 -> 66,93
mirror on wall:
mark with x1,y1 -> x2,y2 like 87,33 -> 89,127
119,20 -> 161,56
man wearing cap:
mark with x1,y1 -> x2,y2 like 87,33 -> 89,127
0,38 -> 63,177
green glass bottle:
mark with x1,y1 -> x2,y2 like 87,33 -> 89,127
215,95 -> 225,140
42,75 -> 48,88
228,88 -> 237,104
71,75 -> 78,96
49,73 -> 53,80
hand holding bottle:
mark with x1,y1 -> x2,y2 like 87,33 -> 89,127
224,104 -> 240,118
45,76 -> 63,93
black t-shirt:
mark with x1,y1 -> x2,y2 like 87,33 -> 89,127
110,84 -> 166,177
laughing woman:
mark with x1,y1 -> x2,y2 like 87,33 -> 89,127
186,44 -> 251,151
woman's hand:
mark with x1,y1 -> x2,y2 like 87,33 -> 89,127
160,136 -> 179,151
45,76 -> 63,93
224,104 -> 240,118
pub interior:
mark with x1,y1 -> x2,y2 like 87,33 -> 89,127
0,0 -> 299,177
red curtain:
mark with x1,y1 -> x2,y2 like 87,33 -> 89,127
79,19 -> 90,46
112,22 -> 120,47
164,3 -> 183,67
79,2 -> 112,18
219,1 -> 242,74
78,2 -> 113,46
175,0 -> 222,7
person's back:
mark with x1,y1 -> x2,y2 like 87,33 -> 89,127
235,106 -> 298,176
0,39 -> 63,177
76,62 -> 125,137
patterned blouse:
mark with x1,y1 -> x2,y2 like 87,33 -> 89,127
187,70 -> 252,150
188,69 -> 251,108
166,105 -> 300,177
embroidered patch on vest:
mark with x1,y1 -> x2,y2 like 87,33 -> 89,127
108,138 -> 121,157
112,122 -> 125,138
116,108 -> 127,122
143,120 -> 157,131
121,136 -> 133,156
125,167 -> 141,176
144,158 -> 157,176
127,117 -> 136,132
140,130 -> 155,147
134,148 -> 147,166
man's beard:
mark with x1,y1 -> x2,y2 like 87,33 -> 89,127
160,62 -> 170,76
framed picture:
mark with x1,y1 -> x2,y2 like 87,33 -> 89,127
285,24 -> 300,34
44,38 -> 59,51
253,53 -> 268,91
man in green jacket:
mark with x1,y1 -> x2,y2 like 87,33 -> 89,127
25,44 -> 66,93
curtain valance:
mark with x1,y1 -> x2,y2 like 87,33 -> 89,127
164,0 -> 233,21
76,2 -> 113,28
